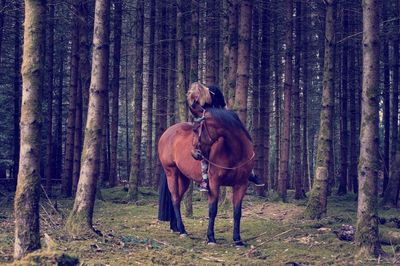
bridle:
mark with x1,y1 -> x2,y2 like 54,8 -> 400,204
191,108 -> 255,170
192,109 -> 214,152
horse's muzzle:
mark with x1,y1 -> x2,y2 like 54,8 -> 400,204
191,149 -> 203,161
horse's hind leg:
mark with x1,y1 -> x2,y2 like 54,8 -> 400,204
166,168 -> 189,236
232,185 -> 247,247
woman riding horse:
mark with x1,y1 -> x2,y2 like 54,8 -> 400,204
187,82 -> 265,191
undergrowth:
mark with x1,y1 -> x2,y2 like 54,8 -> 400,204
0,187 -> 399,265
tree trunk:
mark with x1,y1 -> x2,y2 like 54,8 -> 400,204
62,10 -> 79,197
251,4 -> 260,189
45,0 -> 55,193
205,0 -> 218,86
14,0 -> 45,259
128,0 -> 144,201
227,0 -> 238,107
391,0 -> 399,172
278,0 -> 293,201
110,0 -> 122,187
183,0 -> 199,218
348,14 -> 358,194
54,37 -> 64,182
234,0 -> 252,124
13,0 -> 21,181
337,5 -> 348,196
302,2 -> 309,192
273,7 -> 280,191
167,3 -> 177,127
305,0 -> 335,219
0,0 -> 6,64
65,0 -> 111,237
258,0 -> 270,196
176,0 -> 187,122
144,0 -> 155,186
355,0 -> 381,258
154,0 -> 168,188
293,0 -> 303,199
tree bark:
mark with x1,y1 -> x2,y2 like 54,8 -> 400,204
128,0 -> 144,201
109,0 -> 122,187
278,0 -> 293,201
355,0 -> 381,258
305,0 -> 336,218
14,0 -> 45,259
234,0 -> 252,124
65,0 -> 111,237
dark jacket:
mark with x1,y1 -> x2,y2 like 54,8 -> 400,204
203,85 -> 226,109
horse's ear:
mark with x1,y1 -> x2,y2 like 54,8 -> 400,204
188,103 -> 203,117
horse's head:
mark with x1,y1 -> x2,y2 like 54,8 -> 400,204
191,111 -> 220,161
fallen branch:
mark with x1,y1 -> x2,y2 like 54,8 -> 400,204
243,228 -> 294,257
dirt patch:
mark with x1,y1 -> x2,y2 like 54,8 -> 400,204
243,202 -> 304,222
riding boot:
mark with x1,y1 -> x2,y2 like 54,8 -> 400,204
248,170 -> 265,186
199,160 -> 209,192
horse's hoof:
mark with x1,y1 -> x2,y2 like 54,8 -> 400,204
207,241 -> 217,246
179,233 -> 188,238
234,241 -> 246,248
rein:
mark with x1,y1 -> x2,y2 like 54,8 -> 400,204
202,151 -> 255,170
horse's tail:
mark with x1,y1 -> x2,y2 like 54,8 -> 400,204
158,170 -> 174,221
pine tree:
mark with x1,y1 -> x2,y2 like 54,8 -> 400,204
14,0 -> 46,259
305,0 -> 336,218
355,0 -> 381,258
65,0 -> 111,236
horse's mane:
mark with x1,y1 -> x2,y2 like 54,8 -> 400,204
207,108 -> 252,141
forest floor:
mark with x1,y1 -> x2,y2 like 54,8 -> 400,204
0,186 -> 399,265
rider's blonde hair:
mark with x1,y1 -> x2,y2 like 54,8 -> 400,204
186,82 -> 212,107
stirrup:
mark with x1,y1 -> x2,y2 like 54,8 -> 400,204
199,180 -> 209,192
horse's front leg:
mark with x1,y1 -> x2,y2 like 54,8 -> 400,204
232,185 -> 247,247
207,186 -> 219,244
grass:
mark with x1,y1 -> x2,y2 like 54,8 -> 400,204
0,187 -> 399,265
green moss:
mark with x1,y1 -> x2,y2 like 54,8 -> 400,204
12,250 -> 79,266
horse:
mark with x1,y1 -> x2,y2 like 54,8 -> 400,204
157,107 -> 255,247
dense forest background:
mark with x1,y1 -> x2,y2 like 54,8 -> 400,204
0,0 -> 399,263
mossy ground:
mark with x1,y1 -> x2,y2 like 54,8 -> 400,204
0,188 -> 399,265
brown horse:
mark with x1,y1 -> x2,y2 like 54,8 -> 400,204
157,108 -> 255,246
